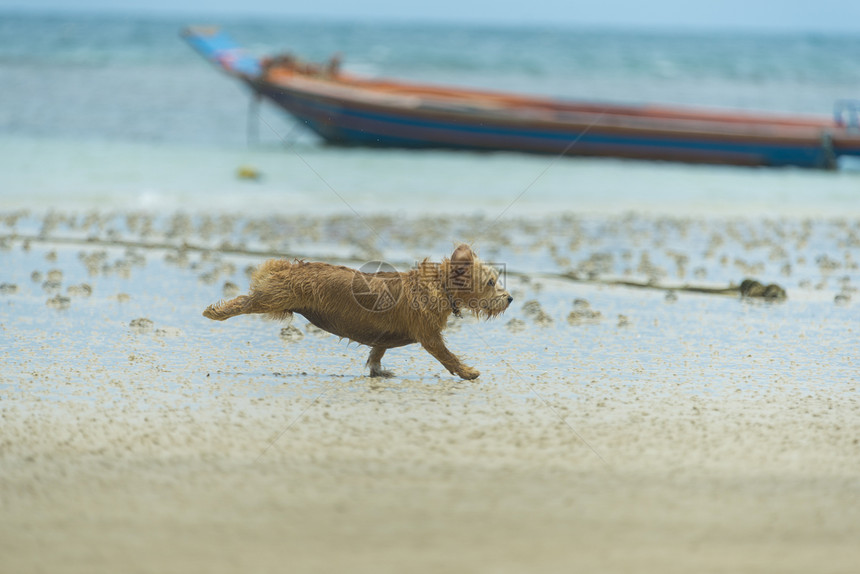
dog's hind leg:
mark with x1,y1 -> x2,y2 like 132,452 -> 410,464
366,346 -> 394,378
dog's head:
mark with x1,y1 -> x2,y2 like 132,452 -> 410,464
446,244 -> 512,319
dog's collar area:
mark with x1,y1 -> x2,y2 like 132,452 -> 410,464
442,283 -> 462,318
451,300 -> 462,318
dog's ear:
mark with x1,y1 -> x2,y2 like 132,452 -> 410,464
448,244 -> 475,290
450,244 -> 474,262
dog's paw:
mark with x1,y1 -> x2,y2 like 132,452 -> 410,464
369,367 -> 395,378
457,367 -> 481,380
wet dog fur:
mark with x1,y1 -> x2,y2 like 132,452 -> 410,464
203,244 -> 512,379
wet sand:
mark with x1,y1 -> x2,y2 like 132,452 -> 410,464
1,211 -> 859,573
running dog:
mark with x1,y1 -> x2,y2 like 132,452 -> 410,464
203,244 -> 512,379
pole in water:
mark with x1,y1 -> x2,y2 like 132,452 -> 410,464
247,92 -> 262,147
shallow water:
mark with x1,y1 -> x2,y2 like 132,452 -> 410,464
2,13 -> 860,222
2,134 -> 860,219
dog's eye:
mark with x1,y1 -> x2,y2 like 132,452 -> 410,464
487,279 -> 495,287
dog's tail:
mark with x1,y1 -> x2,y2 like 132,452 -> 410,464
203,259 -> 297,321
202,295 -> 250,321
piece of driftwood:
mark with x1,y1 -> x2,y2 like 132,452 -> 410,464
558,272 -> 787,300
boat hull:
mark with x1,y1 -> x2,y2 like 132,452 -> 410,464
182,27 -> 860,169
255,81 -> 842,168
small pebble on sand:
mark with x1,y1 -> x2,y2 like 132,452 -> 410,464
279,325 -> 304,342
45,294 -> 71,310
129,317 -> 154,333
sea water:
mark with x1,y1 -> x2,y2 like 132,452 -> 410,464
1,12 -> 859,409
1,12 -> 859,218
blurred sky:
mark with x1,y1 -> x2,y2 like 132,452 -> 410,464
3,0 -> 860,32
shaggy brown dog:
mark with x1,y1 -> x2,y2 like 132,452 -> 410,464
203,245 -> 512,379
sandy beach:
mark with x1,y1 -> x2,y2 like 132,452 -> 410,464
1,210 -> 858,573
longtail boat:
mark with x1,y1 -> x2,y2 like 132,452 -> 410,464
182,27 -> 860,169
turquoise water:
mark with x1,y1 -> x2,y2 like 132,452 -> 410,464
1,12 -> 859,217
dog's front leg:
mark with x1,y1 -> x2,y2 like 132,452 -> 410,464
419,334 -> 480,380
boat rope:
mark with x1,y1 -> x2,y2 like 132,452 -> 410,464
253,110 -> 388,247
473,108 -> 609,243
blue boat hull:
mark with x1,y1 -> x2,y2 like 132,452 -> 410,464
182,27 -> 860,169
255,81 -> 837,168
